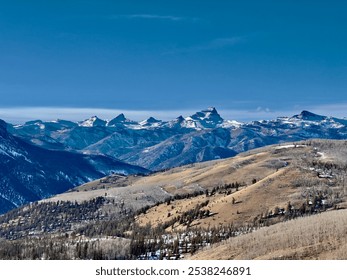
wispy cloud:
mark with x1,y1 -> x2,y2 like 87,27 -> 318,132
207,37 -> 245,48
164,36 -> 245,55
1,104 -> 346,125
0,106 -> 278,124
224,103 -> 347,122
219,108 -> 297,122
109,14 -> 188,22
0,107 -> 195,124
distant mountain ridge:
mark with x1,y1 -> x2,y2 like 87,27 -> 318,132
10,107 -> 347,171
2,107 -> 347,214
0,121 -> 148,214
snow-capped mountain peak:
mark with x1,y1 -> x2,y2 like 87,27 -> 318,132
0,118 -> 149,214
79,116 -> 107,127
139,117 -> 162,127
8,107 -> 347,175
113,113 -> 126,122
165,115 -> 187,129
184,107 -> 224,129
107,114 -> 139,127
191,107 -> 220,119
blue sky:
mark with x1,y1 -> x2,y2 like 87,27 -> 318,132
0,0 -> 347,123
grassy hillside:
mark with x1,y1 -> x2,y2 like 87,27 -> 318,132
190,209 -> 347,260
0,139 -> 346,259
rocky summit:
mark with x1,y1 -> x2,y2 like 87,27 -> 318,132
10,108 -> 347,171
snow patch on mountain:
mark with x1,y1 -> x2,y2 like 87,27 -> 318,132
0,119 -> 149,214
139,117 -> 163,128
107,114 -> 138,127
9,108 -> 347,173
182,107 -> 224,129
79,116 -> 107,127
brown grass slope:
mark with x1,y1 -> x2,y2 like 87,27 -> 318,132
45,140 -> 347,232
1,139 -> 347,259
46,143 -> 312,214
189,209 -> 347,260
135,141 -> 347,231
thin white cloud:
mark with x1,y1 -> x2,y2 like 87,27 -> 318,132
0,107 -> 246,124
1,104 -> 346,125
164,36 -> 245,55
208,37 -> 244,48
0,106 -> 292,125
256,106 -> 271,113
220,103 -> 347,122
219,108 -> 298,122
109,14 -> 186,21
0,107 -> 194,124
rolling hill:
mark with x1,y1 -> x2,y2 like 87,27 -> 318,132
0,139 -> 346,259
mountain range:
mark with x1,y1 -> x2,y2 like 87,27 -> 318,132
0,120 -> 147,214
2,107 -> 347,214
9,107 -> 347,171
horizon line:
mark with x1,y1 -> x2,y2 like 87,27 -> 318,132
0,105 -> 346,124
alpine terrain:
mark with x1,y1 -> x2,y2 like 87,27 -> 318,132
1,108 -> 347,260
0,139 -> 346,260
0,119 -> 148,214
2,107 -> 347,213
10,108 -> 347,172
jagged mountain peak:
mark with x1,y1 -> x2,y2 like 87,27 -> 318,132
79,116 -> 107,127
8,108 -> 347,216
176,115 -> 185,122
292,110 -> 326,121
139,117 -> 162,127
115,113 -> 126,122
146,117 -> 161,123
165,115 -> 186,129
107,114 -> 126,126
107,114 -> 138,127
191,107 -> 222,119
186,107 -> 224,128
0,119 -> 150,213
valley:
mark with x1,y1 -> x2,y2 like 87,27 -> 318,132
0,139 -> 346,260
1,0 -> 346,267
3,107 -> 347,215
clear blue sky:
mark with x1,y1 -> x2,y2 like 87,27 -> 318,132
0,0 -> 347,122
